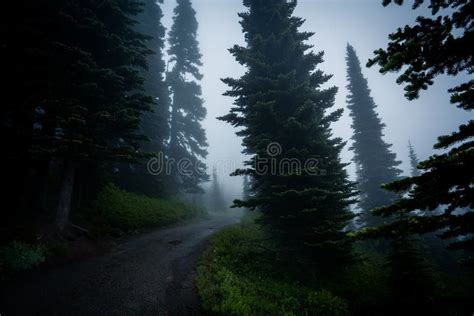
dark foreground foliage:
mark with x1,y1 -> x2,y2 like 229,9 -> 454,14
197,215 -> 474,316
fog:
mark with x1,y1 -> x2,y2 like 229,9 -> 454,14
2,1 -> 472,313
161,0 -> 471,203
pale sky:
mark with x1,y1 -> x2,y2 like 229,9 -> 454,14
160,0 -> 472,200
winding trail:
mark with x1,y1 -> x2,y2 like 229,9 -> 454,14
1,216 -> 238,316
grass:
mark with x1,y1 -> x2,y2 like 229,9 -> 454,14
84,183 -> 207,236
197,214 -> 474,315
196,215 -> 351,316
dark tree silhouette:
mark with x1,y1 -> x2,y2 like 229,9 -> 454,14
2,1 -> 153,230
167,0 -> 208,194
117,0 -> 171,198
220,0 -> 356,270
359,0 -> 474,267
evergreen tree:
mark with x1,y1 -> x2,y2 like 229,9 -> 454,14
1,1 -> 56,219
358,0 -> 474,267
388,234 -> 438,314
220,0 -> 356,269
1,1 -> 153,230
209,168 -> 227,212
345,44 -> 402,227
167,0 -> 208,193
117,0 -> 171,197
55,0 -> 154,230
408,141 -> 421,177
140,0 -> 170,155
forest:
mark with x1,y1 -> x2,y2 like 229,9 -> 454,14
0,0 -> 473,315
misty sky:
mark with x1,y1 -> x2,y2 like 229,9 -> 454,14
160,0 -> 471,198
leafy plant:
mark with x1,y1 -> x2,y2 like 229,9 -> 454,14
196,220 -> 349,315
86,183 -> 206,235
0,241 -> 46,272
306,290 -> 349,316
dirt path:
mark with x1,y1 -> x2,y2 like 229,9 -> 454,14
1,216 -> 238,316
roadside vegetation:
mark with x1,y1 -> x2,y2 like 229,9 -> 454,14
83,184 -> 207,236
197,214 -> 474,316
0,184 -> 206,278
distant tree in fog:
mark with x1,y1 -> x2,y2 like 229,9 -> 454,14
345,44 -> 402,227
209,168 -> 227,212
408,141 -> 421,177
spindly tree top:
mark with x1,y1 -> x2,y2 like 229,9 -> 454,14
345,43 -> 402,227
408,141 -> 421,177
168,0 -> 203,80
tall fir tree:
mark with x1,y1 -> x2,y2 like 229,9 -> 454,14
220,0 -> 356,269
140,0 -> 170,155
408,141 -> 421,177
358,0 -> 474,267
117,0 -> 171,197
167,0 -> 208,193
345,44 -> 402,227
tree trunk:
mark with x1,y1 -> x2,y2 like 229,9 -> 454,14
56,160 -> 76,231
169,103 -> 178,155
32,158 -> 51,213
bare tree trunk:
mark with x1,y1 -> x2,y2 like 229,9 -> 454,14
56,160 -> 76,231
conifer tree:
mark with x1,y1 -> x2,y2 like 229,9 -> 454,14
137,0 -> 170,165
345,44 -> 402,227
220,0 -> 356,269
1,1 -> 153,230
408,141 -> 421,177
167,0 -> 208,193
209,168 -> 227,212
358,0 -> 474,267
117,0 -> 171,197
388,234 -> 438,314
54,0 -> 153,230
1,1 -> 56,217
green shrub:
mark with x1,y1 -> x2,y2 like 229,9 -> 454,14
87,183 -> 206,234
0,241 -> 46,272
315,244 -> 391,314
306,290 -> 349,316
196,221 -> 349,316
198,260 -> 306,315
